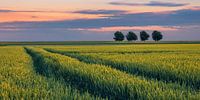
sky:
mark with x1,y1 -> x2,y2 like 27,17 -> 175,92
0,0 -> 200,41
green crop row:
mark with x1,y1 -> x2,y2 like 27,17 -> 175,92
0,47 -> 101,100
26,47 -> 200,99
43,44 -> 200,54
46,47 -> 200,90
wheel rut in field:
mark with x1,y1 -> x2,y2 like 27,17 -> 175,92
24,47 -> 106,99
45,48 -> 200,90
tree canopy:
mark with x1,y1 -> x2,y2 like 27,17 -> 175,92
140,31 -> 150,41
152,31 -> 163,41
113,31 -> 125,41
126,31 -> 138,41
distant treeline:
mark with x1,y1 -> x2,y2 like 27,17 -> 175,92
113,30 -> 163,41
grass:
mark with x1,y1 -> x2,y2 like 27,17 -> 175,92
1,41 -> 200,46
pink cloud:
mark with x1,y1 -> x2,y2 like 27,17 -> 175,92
189,6 -> 200,10
70,26 -> 179,32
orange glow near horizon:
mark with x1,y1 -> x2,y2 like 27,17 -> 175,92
0,11 -> 110,22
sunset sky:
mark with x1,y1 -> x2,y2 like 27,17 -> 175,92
0,0 -> 200,41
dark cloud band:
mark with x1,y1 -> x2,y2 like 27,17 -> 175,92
109,1 -> 189,7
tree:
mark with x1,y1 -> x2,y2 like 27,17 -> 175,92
113,31 -> 125,41
140,31 -> 150,41
152,31 -> 163,41
126,31 -> 138,41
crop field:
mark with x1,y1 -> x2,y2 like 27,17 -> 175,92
0,44 -> 200,99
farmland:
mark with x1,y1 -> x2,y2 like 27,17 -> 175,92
0,43 -> 200,99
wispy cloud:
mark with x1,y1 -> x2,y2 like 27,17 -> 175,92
109,1 -> 189,7
0,9 -> 49,13
72,9 -> 126,15
0,9 -> 14,12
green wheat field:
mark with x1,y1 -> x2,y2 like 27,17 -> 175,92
1,42 -> 200,99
